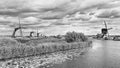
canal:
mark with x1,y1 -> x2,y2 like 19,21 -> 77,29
49,40 -> 120,68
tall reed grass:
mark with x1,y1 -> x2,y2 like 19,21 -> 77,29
0,31 -> 92,60
0,37 -> 92,60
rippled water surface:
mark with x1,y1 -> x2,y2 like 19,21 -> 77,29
49,40 -> 120,68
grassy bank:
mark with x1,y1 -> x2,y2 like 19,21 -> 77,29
0,32 -> 92,60
0,46 -> 91,68
0,38 -> 91,60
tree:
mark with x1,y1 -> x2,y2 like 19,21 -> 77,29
65,31 -> 88,43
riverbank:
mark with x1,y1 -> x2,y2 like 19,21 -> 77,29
0,44 -> 92,68
0,37 -> 92,68
0,37 -> 92,60
0,32 -> 92,68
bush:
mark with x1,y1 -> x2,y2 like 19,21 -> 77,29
65,31 -> 88,43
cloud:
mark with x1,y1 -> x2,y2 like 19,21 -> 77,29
0,0 -> 120,35
0,0 -> 117,19
69,12 -> 92,21
96,7 -> 120,19
22,17 -> 39,24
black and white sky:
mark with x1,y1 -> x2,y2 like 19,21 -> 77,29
0,0 -> 120,36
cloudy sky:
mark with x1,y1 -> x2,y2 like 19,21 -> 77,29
0,0 -> 120,36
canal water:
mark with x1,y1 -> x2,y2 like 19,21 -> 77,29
49,40 -> 120,68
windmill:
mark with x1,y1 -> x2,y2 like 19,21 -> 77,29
30,31 -> 35,37
101,21 -> 112,38
12,17 -> 23,38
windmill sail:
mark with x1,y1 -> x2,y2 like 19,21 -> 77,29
18,17 -> 23,37
104,21 -> 107,29
104,21 -> 110,37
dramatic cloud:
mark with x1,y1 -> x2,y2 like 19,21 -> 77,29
0,0 -> 117,18
96,7 -> 120,18
0,0 -> 120,35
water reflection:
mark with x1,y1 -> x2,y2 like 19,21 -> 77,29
50,40 -> 120,68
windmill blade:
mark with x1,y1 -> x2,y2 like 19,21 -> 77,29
108,28 -> 112,30
104,21 -> 110,37
104,21 -> 108,29
18,17 -> 23,37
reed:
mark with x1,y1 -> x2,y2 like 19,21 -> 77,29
0,32 -> 92,60
0,38 -> 91,60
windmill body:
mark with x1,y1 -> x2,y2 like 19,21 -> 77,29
11,17 -> 23,38
95,21 -> 112,39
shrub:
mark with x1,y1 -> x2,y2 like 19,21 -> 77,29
65,31 -> 88,43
